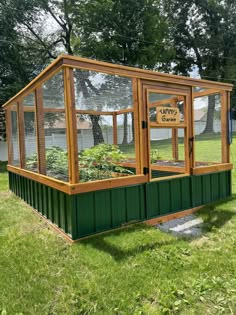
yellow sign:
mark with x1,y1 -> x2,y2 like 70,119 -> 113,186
157,107 -> 180,124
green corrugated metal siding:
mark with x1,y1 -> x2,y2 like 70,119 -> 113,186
151,170 -> 179,178
9,170 -> 232,240
191,175 -> 202,207
146,171 -> 232,220
74,184 -> 146,239
9,172 -> 74,238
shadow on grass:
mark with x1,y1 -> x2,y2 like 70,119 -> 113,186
156,195 -> 236,242
78,195 -> 236,260
0,161 -> 7,173
79,224 -> 177,261
198,195 -> 236,233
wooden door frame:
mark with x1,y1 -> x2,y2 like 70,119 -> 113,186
141,81 -> 192,181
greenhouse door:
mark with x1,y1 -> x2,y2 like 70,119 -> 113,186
145,83 -> 192,180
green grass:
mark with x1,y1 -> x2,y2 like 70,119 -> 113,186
121,132 -> 224,163
1,137 -> 236,314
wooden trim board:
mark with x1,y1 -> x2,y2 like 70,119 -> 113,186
62,55 -> 233,91
7,165 -> 147,195
192,163 -> 233,175
64,67 -> 79,184
32,203 -> 204,242
3,54 -> 232,109
145,206 -> 203,226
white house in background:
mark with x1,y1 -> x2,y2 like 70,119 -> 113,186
0,141 -> 7,161
44,117 -> 92,135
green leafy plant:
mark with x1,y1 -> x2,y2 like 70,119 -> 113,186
79,144 -> 133,182
26,146 -> 68,180
26,144 -> 133,182
150,149 -> 160,163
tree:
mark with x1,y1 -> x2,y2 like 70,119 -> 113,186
163,0 -> 236,133
76,0 -> 172,143
0,0 -> 50,106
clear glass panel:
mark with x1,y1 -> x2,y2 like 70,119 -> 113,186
194,93 -> 222,166
22,93 -> 35,106
74,69 -> 133,111
24,93 -> 38,172
42,71 -> 65,109
193,87 -> 209,93
10,105 -> 20,166
117,112 -> 136,162
42,72 -> 69,182
150,128 -> 185,179
76,112 -> 135,183
73,70 -> 136,182
43,112 -> 69,181
148,93 -> 185,124
150,128 -> 185,166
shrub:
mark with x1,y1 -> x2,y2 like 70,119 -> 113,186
150,149 -> 160,163
79,144 -> 133,182
26,144 -> 133,182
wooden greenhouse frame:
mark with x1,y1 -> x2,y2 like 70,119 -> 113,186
3,54 -> 233,241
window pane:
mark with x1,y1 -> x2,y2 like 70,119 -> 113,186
194,93 -> 222,166
148,93 -> 185,124
76,112 -> 135,183
24,93 -> 38,172
42,71 -> 69,182
74,69 -> 133,111
10,105 -> 20,166
150,128 -> 185,179
42,71 -> 65,109
74,70 -> 136,183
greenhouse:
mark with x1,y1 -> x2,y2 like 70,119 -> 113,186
3,54 -> 233,240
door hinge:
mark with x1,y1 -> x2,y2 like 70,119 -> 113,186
143,167 -> 149,175
142,121 -> 148,129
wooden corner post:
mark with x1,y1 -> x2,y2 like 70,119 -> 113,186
5,109 -> 13,165
17,101 -> 26,169
35,87 -> 46,175
221,91 -> 230,163
64,67 -> 79,184
189,88 -> 195,171
133,78 -> 141,174
113,113 -> 118,145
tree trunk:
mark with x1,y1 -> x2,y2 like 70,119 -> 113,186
202,94 -> 215,134
90,115 -> 104,145
130,112 -> 135,143
122,113 -> 128,144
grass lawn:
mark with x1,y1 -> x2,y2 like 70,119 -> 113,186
1,137 -> 236,314
121,132 -> 224,164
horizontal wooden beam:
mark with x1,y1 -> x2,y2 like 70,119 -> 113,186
148,96 -> 184,108
62,55 -> 233,91
69,175 -> 146,194
150,174 -> 189,182
76,109 -> 114,116
145,206 -> 203,226
116,108 -> 134,115
117,161 -> 136,168
192,163 -> 233,175
22,106 -> 115,116
193,88 -> 221,99
149,122 -> 186,128
151,164 -> 186,173
7,165 -> 71,194
8,165 -> 147,195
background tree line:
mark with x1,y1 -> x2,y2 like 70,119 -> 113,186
1,0 -> 236,139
